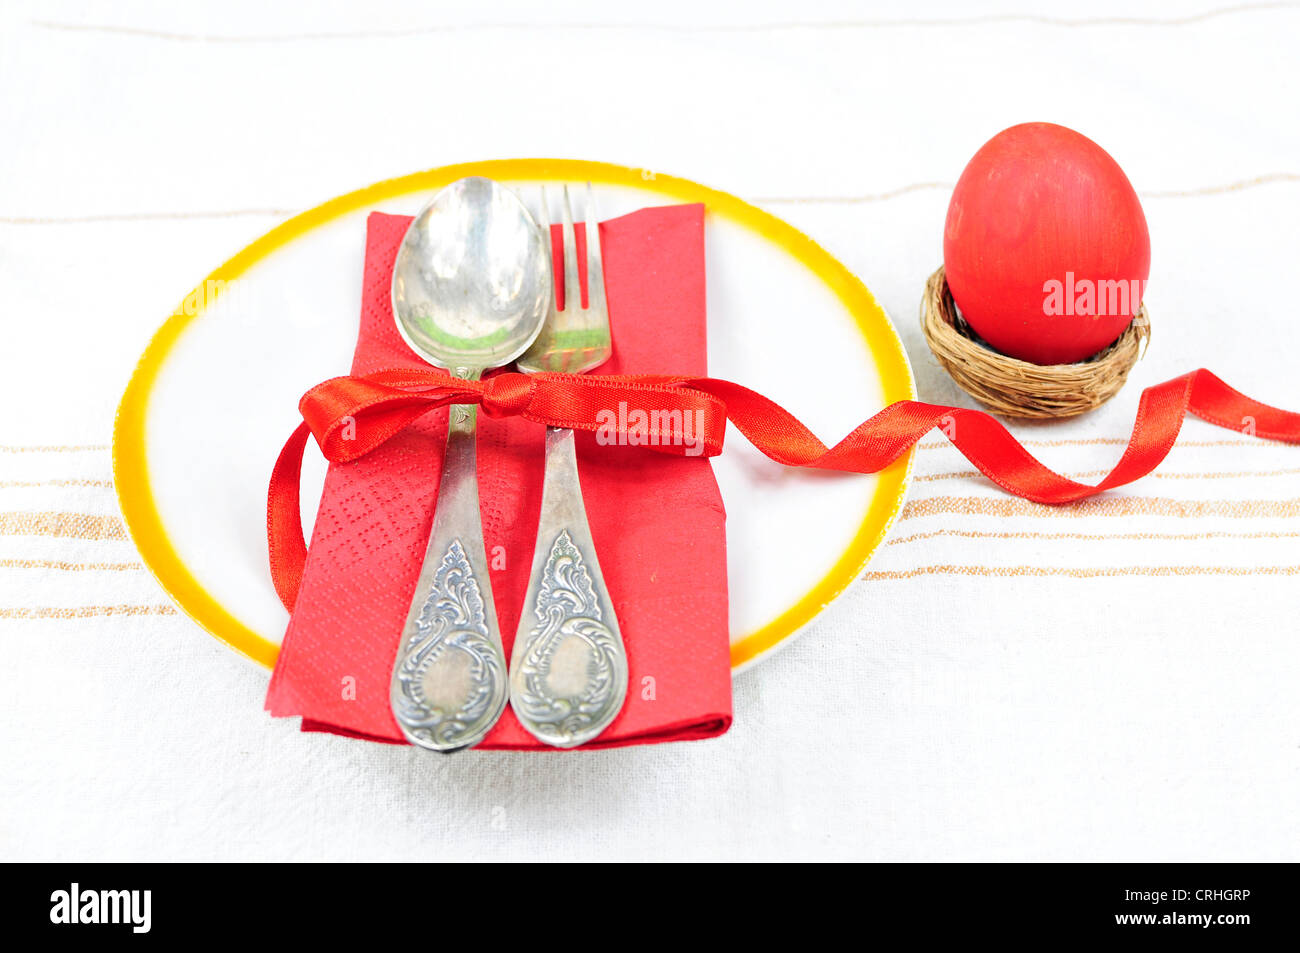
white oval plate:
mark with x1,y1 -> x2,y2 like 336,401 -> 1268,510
114,159 -> 913,672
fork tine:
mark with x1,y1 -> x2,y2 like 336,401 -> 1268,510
537,185 -> 555,310
560,184 -> 581,313
585,182 -> 606,317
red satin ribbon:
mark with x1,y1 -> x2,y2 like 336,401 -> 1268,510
269,366 -> 1300,612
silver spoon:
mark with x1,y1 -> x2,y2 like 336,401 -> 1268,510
389,176 -> 552,752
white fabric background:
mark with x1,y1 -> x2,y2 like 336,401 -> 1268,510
1,0 -> 1298,861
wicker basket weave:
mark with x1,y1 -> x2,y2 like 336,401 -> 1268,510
920,266 -> 1149,418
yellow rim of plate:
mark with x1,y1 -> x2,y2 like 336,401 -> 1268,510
112,158 -> 915,672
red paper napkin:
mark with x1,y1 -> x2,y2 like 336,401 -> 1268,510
265,204 -> 732,748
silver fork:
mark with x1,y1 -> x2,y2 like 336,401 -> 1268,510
509,184 -> 628,748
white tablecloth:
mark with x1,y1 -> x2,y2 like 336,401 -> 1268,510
2,0 -> 1297,861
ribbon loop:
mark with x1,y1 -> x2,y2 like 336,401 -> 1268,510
302,382 -> 453,463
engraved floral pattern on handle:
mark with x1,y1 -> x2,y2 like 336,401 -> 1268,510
391,539 -> 507,750
512,530 -> 627,747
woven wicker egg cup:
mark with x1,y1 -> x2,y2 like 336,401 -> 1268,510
921,266 -> 1150,418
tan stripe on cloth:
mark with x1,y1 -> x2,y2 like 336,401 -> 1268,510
0,605 -> 176,619
917,466 -> 1300,483
863,564 -> 1300,581
0,444 -> 108,453
0,479 -> 115,488
887,528 -> 1300,546
0,512 -> 127,539
901,496 -> 1300,520
916,437 -> 1272,450
0,558 -> 143,571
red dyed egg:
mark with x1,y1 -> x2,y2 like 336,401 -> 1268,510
943,123 -> 1150,365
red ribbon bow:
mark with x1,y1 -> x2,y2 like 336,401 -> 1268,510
295,367 -> 730,463
269,366 -> 1300,611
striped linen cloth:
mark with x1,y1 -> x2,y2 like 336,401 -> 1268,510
1,0 -> 1297,860
0,447 -> 168,620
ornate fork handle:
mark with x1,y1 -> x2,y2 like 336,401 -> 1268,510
390,404 -> 509,752
510,426 -> 628,748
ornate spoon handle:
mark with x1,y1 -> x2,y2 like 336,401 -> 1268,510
390,404 -> 509,752
511,426 -> 628,748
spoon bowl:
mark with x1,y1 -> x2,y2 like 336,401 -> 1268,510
392,176 -> 551,375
